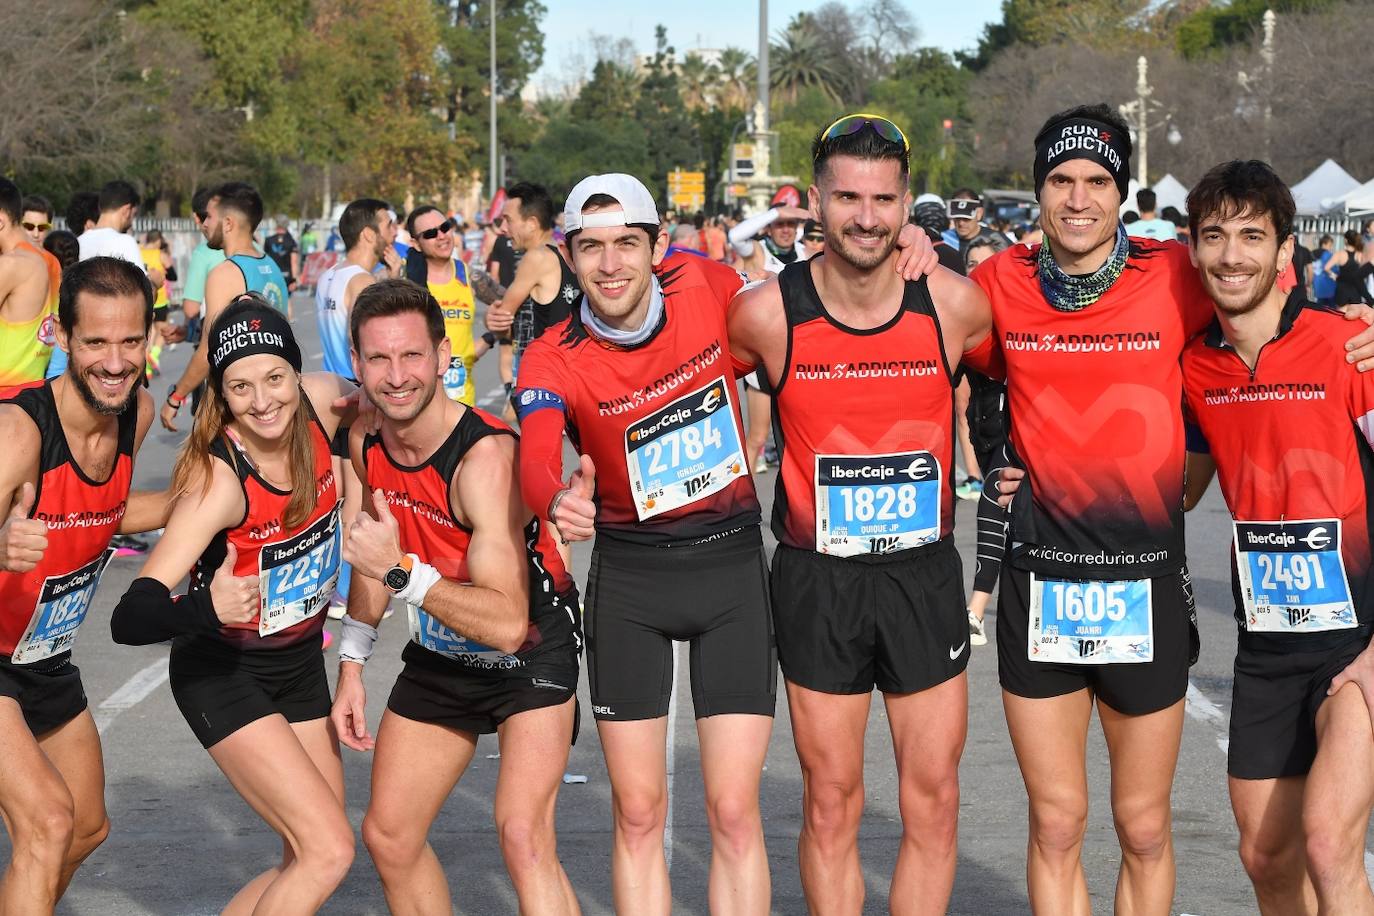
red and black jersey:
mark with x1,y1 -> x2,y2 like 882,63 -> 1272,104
0,381 -> 134,661
967,238 -> 1213,579
363,406 -> 579,676
190,404 -> 340,650
1183,298 -> 1374,631
515,250 -> 761,547
771,258 -> 955,555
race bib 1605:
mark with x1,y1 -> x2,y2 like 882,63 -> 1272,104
1028,574 -> 1154,665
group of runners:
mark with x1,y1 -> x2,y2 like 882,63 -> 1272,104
3,101 -> 1374,916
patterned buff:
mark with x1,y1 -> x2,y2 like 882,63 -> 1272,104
1037,223 -> 1130,313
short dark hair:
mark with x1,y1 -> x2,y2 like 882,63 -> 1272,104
1136,188 -> 1156,212
58,256 -> 154,335
950,187 -> 980,203
0,179 -> 21,224
568,193 -> 657,245
1161,205 -> 1184,226
22,195 -> 52,222
340,198 -> 390,251
212,181 -> 265,231
812,117 -> 910,184
1122,210 -> 1140,224
43,230 -> 81,270
98,179 -> 140,214
405,205 -> 443,237
190,186 -> 216,221
507,182 -> 555,231
64,191 -> 100,235
1186,159 -> 1295,246
1319,233 -> 1334,247
350,278 -> 445,351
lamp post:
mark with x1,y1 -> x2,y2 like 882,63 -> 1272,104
1118,56 -> 1181,189
489,0 -> 498,201
757,0 -> 769,132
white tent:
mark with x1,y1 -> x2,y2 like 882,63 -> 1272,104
1291,159 -> 1360,214
1152,174 -> 1188,214
1334,178 -> 1374,215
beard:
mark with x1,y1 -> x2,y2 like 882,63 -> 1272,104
207,224 -> 225,250
371,376 -> 438,423
1208,262 -> 1280,317
69,364 -> 139,416
824,221 -> 898,271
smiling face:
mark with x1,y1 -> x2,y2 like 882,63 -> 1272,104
1039,158 -> 1121,273
220,354 -> 300,441
809,155 -> 911,271
412,209 -> 454,261
1190,204 -> 1293,318
569,205 -> 668,326
354,311 -> 449,423
60,291 -> 148,416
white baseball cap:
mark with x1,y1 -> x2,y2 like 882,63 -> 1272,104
914,192 -> 944,208
564,173 -> 660,233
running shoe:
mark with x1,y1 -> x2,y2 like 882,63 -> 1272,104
753,455 -> 769,474
111,534 -> 150,557
968,611 -> 988,646
955,478 -> 983,501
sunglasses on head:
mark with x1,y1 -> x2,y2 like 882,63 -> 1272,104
417,220 -> 454,240
816,113 -> 910,160
22,221 -> 51,232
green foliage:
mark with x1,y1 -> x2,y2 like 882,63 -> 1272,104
1176,0 -> 1341,57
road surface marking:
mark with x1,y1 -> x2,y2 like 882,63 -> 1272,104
93,656 -> 170,736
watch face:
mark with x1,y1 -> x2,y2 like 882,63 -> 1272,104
384,566 -> 410,592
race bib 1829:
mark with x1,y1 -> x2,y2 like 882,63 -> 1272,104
814,451 -> 941,556
11,548 -> 114,664
1234,519 -> 1355,633
258,509 -> 340,636
624,377 -> 746,520
1028,575 -> 1154,665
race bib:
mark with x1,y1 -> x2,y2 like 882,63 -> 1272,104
406,602 -> 521,670
1028,575 -> 1154,665
10,549 -> 114,664
1234,520 -> 1355,633
442,357 -> 469,402
624,377 -> 746,520
257,509 -> 340,636
815,452 -> 941,556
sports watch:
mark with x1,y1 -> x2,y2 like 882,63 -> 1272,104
383,555 -> 415,594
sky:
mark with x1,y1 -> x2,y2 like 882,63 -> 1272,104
532,0 -> 1005,93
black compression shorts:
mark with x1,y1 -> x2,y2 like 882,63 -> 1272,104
585,527 -> 776,721
0,652 -> 87,737
387,645 -> 579,738
169,634 -> 331,749
1229,626 -> 1373,779
771,537 -> 968,695
996,564 -> 1194,716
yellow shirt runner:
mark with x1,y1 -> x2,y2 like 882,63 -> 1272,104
428,259 -> 477,406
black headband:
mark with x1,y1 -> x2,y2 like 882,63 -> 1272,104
1033,117 -> 1131,203
209,297 -> 302,385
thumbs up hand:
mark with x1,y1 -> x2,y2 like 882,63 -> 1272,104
0,482 -> 48,573
209,543 -> 260,625
343,488 -> 404,580
550,454 -> 597,543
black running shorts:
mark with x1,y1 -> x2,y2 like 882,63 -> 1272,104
387,645 -> 579,739
0,652 -> 87,737
771,537 -> 968,695
585,527 -> 776,721
996,564 -> 1193,716
1229,626 -> 1372,780
170,634 -> 331,749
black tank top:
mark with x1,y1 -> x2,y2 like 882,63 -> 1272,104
531,244 -> 581,342
1335,252 -> 1374,306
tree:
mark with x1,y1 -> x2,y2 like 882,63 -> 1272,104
1175,0 -> 1341,57
635,26 -> 702,195
677,53 -> 720,111
959,0 -> 1153,70
569,59 -> 639,124
771,14 -> 844,106
715,47 -> 755,111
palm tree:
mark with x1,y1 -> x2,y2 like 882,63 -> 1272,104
716,46 -> 754,111
770,14 -> 843,105
677,53 -> 720,110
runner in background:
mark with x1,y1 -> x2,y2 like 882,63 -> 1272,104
0,179 -> 59,389
181,187 -> 227,350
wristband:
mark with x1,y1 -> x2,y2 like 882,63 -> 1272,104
482,330 -> 498,347
166,389 -> 185,409
338,613 -> 379,665
395,556 -> 443,607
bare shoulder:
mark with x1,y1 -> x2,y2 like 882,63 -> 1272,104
927,266 -> 991,328
0,402 -> 39,452
132,387 -> 155,452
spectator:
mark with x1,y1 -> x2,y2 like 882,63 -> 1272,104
1328,230 -> 1374,306
77,180 -> 146,266
948,187 -> 1009,257
1124,188 -> 1176,240
1313,234 -> 1337,305
1160,206 -> 1188,242
800,219 -> 825,259
21,195 -> 53,246
264,215 -> 300,292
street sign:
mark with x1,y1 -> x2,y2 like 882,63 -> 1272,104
732,144 -> 755,179
667,169 -> 707,211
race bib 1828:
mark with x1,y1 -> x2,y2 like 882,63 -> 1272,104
1028,575 -> 1154,665
11,548 -> 114,664
258,509 -> 340,636
814,451 -> 941,556
623,377 -> 746,520
1234,519 -> 1355,633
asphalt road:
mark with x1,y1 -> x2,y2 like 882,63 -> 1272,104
5,292 -> 1364,915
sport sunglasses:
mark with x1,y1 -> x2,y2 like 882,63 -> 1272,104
816,113 -> 910,159
22,221 -> 51,232
417,219 -> 454,240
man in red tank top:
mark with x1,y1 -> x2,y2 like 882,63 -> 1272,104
331,279 -> 582,914
0,257 -> 164,911
728,114 -> 993,915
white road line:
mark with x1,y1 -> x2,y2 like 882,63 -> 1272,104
1184,681 -> 1229,754
664,641 -> 681,871
477,385 -> 508,409
93,656 -> 170,736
